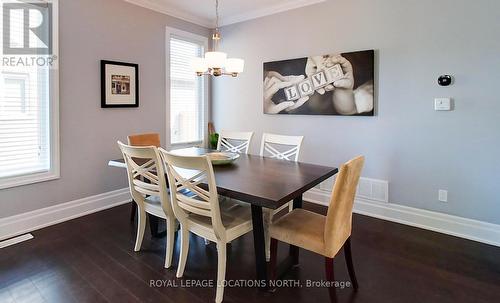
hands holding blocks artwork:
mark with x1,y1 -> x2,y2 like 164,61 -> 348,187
263,52 -> 374,115
284,62 -> 345,101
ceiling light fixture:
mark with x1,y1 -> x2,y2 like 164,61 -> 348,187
191,0 -> 244,77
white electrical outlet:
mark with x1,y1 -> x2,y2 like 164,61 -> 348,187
438,190 -> 448,202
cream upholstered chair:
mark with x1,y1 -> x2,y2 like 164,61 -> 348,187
217,131 -> 254,154
159,149 -> 253,303
260,133 -> 304,261
118,141 -> 176,269
269,156 -> 365,302
127,133 -> 161,222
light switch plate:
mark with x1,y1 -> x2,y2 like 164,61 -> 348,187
438,190 -> 448,202
435,98 -> 451,111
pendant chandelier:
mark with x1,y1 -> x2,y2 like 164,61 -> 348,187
191,0 -> 244,77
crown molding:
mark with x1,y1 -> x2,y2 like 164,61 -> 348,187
124,0 -> 326,28
124,0 -> 214,28
219,0 -> 326,26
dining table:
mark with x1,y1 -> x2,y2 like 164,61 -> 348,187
108,147 -> 338,289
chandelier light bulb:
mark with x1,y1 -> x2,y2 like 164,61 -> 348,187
190,57 -> 208,73
205,51 -> 227,69
225,58 -> 245,74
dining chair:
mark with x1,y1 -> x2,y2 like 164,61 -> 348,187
260,133 -> 303,161
159,149 -> 253,303
127,133 -> 161,223
269,156 -> 365,302
128,133 -> 161,147
260,133 -> 304,261
217,130 -> 254,154
118,141 -> 177,269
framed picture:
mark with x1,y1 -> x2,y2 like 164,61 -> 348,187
101,60 -> 139,108
263,49 -> 374,116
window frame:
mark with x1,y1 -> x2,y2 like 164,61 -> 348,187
165,26 -> 209,149
0,1 -> 60,189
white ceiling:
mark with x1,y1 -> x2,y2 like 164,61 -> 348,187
124,0 -> 326,28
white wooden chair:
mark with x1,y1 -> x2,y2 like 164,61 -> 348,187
159,149 -> 253,303
117,141 -> 176,269
217,131 -> 254,154
259,133 -> 304,261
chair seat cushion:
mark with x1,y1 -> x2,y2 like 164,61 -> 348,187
270,209 -> 326,256
188,199 -> 252,232
144,195 -> 168,219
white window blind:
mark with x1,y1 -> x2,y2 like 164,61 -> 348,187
0,0 -> 58,187
170,36 -> 204,145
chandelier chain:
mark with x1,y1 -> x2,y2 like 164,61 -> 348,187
215,0 -> 219,30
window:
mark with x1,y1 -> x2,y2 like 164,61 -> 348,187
0,0 -> 59,189
167,28 -> 208,146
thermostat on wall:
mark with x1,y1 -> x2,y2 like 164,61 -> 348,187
435,98 -> 452,111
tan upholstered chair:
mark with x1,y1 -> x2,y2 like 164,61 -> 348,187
128,133 -> 161,147
117,142 -> 176,269
127,133 -> 161,223
269,156 -> 365,302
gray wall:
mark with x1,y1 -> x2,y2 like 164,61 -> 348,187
0,0 -> 210,217
213,0 -> 500,224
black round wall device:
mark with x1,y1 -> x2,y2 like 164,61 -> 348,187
438,75 -> 453,86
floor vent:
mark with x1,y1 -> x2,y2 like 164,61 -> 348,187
357,178 -> 389,203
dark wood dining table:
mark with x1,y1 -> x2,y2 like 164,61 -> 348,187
109,147 -> 338,288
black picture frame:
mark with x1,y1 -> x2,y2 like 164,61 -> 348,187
101,60 -> 139,108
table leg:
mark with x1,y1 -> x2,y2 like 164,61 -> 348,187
289,195 -> 302,265
251,204 -> 268,290
149,215 -> 167,238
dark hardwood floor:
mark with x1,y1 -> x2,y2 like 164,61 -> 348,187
1,202 -> 499,303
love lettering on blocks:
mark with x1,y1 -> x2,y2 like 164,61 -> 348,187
284,64 -> 344,101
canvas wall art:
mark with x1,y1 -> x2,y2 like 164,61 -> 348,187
263,50 -> 374,116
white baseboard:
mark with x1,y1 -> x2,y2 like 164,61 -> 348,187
304,188 -> 500,248
2,186 -> 498,248
0,188 -> 131,241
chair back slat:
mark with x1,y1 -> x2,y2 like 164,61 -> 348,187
260,133 -> 304,162
217,131 -> 254,154
324,156 -> 365,257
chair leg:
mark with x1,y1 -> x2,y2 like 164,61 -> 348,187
130,201 -> 137,222
269,238 -> 278,282
288,201 -> 293,212
134,209 -> 146,252
344,237 -> 359,290
263,210 -> 272,262
176,227 -> 190,278
215,241 -> 227,303
325,257 -> 337,303
164,218 -> 176,269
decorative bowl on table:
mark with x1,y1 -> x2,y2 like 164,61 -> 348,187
207,151 -> 240,165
